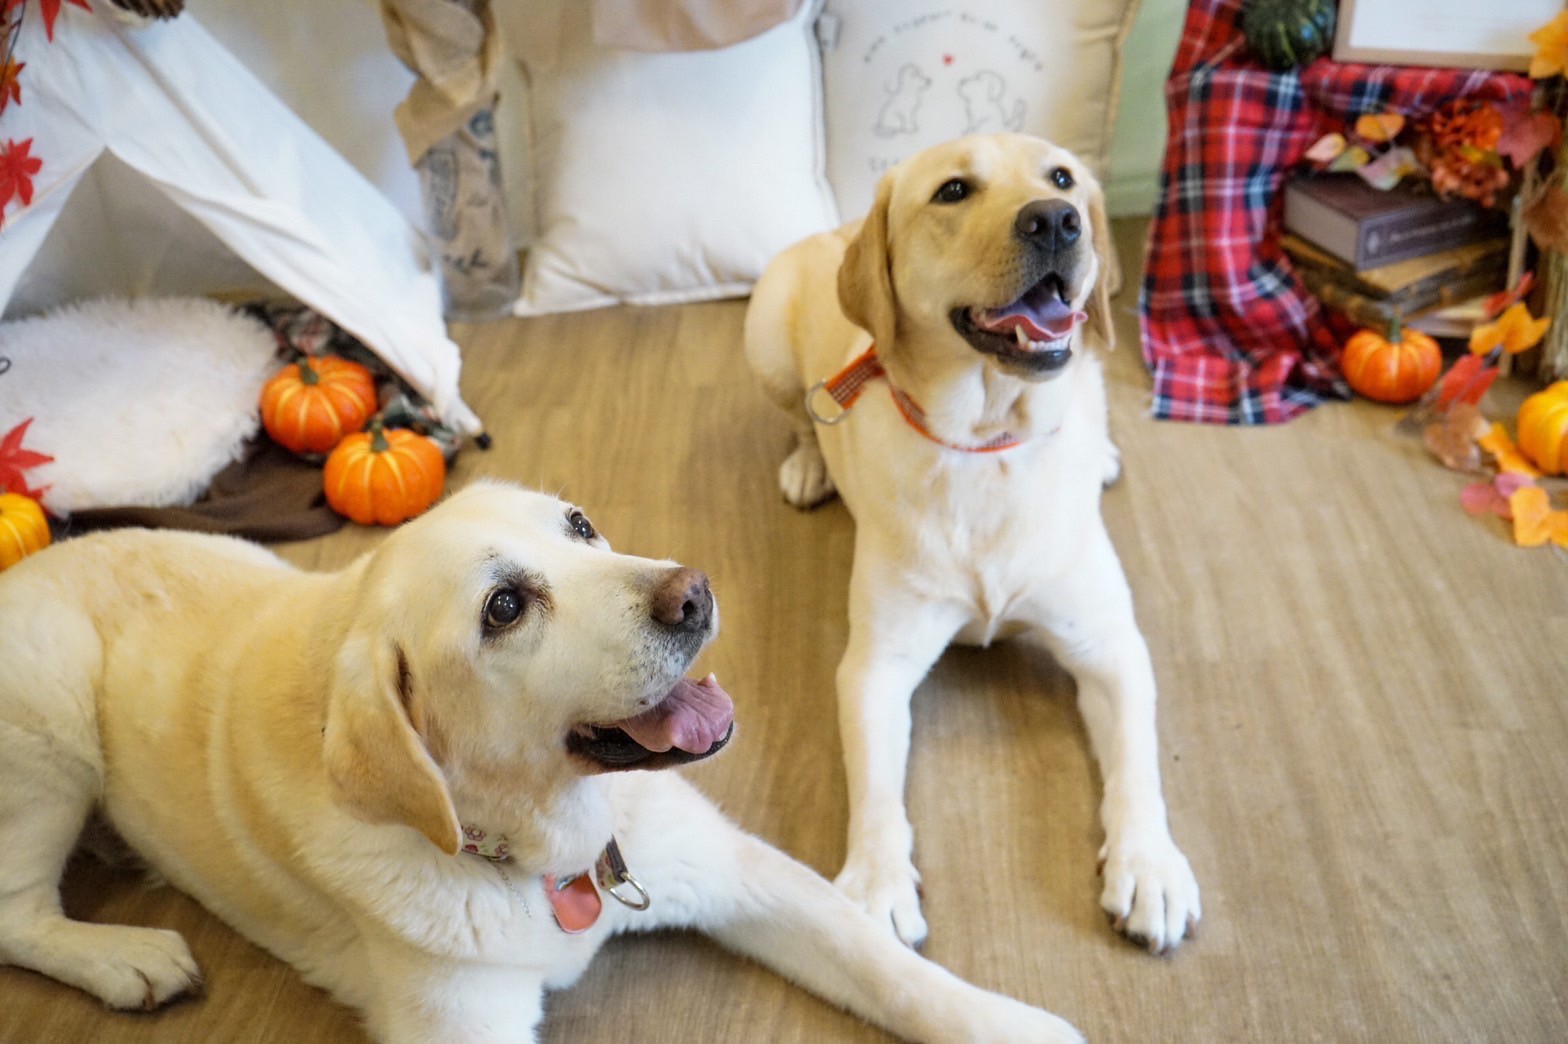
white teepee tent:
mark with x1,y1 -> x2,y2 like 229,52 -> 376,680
0,4 -> 482,436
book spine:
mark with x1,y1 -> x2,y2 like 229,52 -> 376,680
1355,207 -> 1503,270
1297,265 -> 1506,327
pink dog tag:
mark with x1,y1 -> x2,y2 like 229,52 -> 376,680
544,873 -> 602,934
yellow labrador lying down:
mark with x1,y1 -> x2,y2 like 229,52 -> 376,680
0,483 -> 1082,1042
745,133 -> 1200,952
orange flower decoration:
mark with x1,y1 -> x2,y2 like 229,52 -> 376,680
1529,11 -> 1568,80
1469,302 -> 1551,356
1478,423 -> 1543,478
1420,100 -> 1509,207
1508,485 -> 1568,548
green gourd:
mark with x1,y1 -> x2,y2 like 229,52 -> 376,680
1240,0 -> 1337,72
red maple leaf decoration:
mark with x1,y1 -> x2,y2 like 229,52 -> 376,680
0,418 -> 54,500
5,0 -> 93,41
0,59 -> 22,115
0,137 -> 42,222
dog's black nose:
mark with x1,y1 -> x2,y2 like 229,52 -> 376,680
1015,199 -> 1081,249
651,567 -> 713,632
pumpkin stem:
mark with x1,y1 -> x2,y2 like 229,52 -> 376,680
297,357 -> 320,386
369,419 -> 390,453
1388,314 -> 1403,343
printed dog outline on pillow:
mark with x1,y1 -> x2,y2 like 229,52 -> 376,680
959,71 -> 1025,134
874,64 -> 932,138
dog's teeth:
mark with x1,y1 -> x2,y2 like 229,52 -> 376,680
1014,326 -> 1028,347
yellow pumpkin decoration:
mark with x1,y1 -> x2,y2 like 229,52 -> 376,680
1516,380 -> 1568,476
0,492 -> 51,570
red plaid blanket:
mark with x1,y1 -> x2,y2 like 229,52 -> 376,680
1139,0 -> 1533,424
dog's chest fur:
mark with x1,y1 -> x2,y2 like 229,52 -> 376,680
825,385 -> 1105,642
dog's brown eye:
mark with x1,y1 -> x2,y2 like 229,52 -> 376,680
484,589 -> 525,629
1050,167 -> 1074,190
932,179 -> 971,204
568,510 -> 596,541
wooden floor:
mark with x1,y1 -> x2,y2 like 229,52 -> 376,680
3,218 -> 1566,1042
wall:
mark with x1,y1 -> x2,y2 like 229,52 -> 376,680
1104,0 -> 1184,216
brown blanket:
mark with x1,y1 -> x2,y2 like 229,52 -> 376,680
66,438 -> 345,544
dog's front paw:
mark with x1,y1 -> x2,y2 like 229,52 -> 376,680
1098,833 -> 1201,954
1101,438 -> 1122,487
779,441 -> 835,509
77,925 -> 202,1010
835,856 -> 928,949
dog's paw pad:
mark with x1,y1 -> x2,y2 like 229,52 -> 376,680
779,443 -> 835,509
835,861 -> 929,949
1098,837 -> 1201,955
80,927 -> 202,1010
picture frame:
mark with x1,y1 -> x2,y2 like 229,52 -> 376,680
1332,0 -> 1562,72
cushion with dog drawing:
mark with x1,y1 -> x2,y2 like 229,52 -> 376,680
498,0 -> 839,315
817,0 -> 1139,222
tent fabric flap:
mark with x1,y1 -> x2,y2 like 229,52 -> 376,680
0,5 -> 482,436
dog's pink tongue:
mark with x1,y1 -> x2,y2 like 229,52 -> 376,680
975,295 -> 1085,342
617,674 -> 734,754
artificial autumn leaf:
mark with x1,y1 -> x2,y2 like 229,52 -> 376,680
1355,112 -> 1405,143
1523,181 -> 1568,254
1356,146 -> 1422,190
0,138 -> 42,213
1483,272 -> 1535,320
1422,401 -> 1489,472
1460,471 -> 1534,520
1478,423 -> 1543,478
34,0 -> 93,41
1498,110 -> 1562,171
1469,302 -> 1551,356
1304,132 -> 1346,166
1529,10 -> 1568,79
1459,480 -> 1504,518
0,59 -> 22,115
1508,484 -> 1568,547
1328,145 -> 1372,173
1435,353 -> 1500,410
0,418 -> 54,501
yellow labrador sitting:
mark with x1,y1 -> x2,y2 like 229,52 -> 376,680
744,133 -> 1200,952
0,483 -> 1081,1042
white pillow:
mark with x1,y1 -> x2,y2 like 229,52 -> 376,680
818,0 -> 1139,221
501,0 -> 839,315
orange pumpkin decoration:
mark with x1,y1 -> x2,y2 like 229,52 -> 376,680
0,492 -> 51,570
1340,319 -> 1442,405
323,422 -> 446,526
1516,381 -> 1568,476
260,356 -> 378,456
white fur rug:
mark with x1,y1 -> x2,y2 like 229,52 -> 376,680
0,297 -> 278,516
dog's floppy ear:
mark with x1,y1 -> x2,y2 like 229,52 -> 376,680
1082,178 -> 1116,352
838,173 -> 898,350
323,635 -> 461,856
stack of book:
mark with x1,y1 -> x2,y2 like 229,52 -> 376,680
1280,173 -> 1511,334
